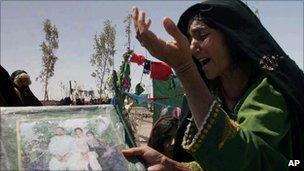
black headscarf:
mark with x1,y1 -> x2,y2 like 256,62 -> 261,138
177,0 -> 304,162
0,65 -> 23,106
11,70 -> 27,81
10,70 -> 42,106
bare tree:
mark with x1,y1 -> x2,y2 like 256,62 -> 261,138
90,20 -> 116,99
36,19 -> 59,101
124,13 -> 132,51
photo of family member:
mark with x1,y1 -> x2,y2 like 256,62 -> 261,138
17,116 -> 129,171
86,131 -> 108,165
48,127 -> 74,170
68,128 -> 102,170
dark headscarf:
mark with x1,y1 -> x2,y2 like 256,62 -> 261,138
0,65 -> 23,106
10,70 -> 42,106
11,70 -> 27,81
177,0 -> 304,162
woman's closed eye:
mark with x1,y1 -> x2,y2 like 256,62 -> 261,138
190,31 -> 210,42
189,34 -> 210,48
197,32 -> 210,41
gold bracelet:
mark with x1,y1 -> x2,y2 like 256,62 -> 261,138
181,161 -> 204,171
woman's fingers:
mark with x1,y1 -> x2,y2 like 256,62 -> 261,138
147,164 -> 164,171
131,7 -> 168,61
163,17 -> 189,48
132,7 -> 139,23
133,7 -> 145,45
138,10 -> 146,30
145,18 -> 152,29
132,7 -> 139,31
122,147 -> 144,157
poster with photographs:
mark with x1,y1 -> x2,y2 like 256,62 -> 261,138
0,105 -> 145,171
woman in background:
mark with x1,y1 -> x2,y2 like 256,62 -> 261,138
11,70 -> 42,106
0,65 -> 23,106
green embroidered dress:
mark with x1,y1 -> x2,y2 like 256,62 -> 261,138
183,76 -> 292,170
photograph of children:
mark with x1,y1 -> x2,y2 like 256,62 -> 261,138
17,116 -> 129,171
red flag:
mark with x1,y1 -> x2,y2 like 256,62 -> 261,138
150,62 -> 173,80
130,53 -> 145,65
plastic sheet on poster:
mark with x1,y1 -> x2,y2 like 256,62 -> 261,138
0,105 -> 145,171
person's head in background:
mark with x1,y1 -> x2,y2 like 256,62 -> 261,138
11,70 -> 31,88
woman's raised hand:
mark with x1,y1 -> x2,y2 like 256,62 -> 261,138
132,7 -> 194,73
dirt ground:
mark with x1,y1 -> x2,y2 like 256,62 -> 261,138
128,107 -> 154,146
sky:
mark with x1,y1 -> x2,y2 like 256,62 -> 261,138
1,1 -> 303,101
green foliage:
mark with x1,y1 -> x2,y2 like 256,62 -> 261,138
90,20 -> 116,98
99,125 -> 119,146
85,120 -> 98,135
65,127 -> 74,136
31,121 -> 59,149
36,19 -> 59,101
